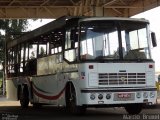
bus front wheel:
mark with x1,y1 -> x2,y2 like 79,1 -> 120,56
125,104 -> 143,114
19,85 -> 29,108
65,84 -> 86,115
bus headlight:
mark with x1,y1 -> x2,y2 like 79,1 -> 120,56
98,94 -> 103,100
106,94 -> 111,99
90,94 -> 96,100
143,92 -> 148,98
136,92 -> 141,98
150,92 -> 155,98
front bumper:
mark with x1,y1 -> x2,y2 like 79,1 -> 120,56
79,87 -> 157,106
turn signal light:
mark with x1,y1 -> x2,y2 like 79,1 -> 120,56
89,65 -> 94,69
149,64 -> 153,68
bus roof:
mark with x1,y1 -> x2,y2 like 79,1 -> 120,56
79,17 -> 149,23
7,16 -> 81,49
7,16 -> 149,49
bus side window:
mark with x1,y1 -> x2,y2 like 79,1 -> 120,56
38,44 -> 47,57
51,48 -> 54,54
29,44 -> 37,59
65,30 -> 71,49
64,28 -> 77,62
25,43 -> 38,75
64,50 -> 76,62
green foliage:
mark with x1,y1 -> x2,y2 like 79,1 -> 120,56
0,72 -> 3,88
0,72 -> 3,78
0,79 -> 2,88
2,19 -> 28,32
0,35 -> 5,62
0,19 -> 29,63
4,19 -> 28,40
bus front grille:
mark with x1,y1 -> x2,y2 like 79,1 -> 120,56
98,73 -> 146,85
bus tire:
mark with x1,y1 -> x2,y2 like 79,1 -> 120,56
20,85 -> 29,108
65,83 -> 86,115
125,104 -> 143,114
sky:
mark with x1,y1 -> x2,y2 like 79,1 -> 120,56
27,6 -> 160,72
132,7 -> 160,73
27,19 -> 54,31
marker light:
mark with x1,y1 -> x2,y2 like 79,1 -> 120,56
143,92 -> 148,98
89,65 -> 94,69
136,92 -> 141,98
149,64 -> 153,68
150,92 -> 155,98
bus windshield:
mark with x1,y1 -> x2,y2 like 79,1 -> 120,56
79,20 -> 151,61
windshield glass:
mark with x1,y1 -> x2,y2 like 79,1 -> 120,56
79,20 -> 151,61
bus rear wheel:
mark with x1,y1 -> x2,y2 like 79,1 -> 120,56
66,84 -> 86,115
125,104 -> 143,114
20,85 -> 29,108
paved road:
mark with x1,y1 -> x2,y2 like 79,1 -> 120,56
0,97 -> 160,120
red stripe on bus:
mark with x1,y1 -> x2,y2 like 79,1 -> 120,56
32,86 -> 65,100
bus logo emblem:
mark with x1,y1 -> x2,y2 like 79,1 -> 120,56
120,77 -> 126,82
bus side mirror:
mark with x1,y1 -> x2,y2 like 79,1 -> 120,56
151,32 -> 157,47
158,75 -> 160,83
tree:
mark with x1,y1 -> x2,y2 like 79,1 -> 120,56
3,19 -> 28,40
0,34 -> 5,62
0,19 -> 29,62
1,19 -> 29,63
0,19 -> 28,33
0,19 -> 29,95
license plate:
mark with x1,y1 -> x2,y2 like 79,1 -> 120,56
118,93 -> 131,98
114,93 -> 135,101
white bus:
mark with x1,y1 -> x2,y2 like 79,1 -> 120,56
6,16 -> 157,114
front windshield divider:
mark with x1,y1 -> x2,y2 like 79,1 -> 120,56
117,23 -> 123,60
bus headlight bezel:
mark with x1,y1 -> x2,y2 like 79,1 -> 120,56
136,92 -> 141,98
98,94 -> 103,100
150,91 -> 155,98
90,94 -> 96,100
143,92 -> 148,98
106,93 -> 111,99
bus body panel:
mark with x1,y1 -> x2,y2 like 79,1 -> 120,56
75,62 -> 156,106
78,63 -> 155,87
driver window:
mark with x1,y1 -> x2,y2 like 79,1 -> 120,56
65,30 -> 71,49
64,28 -> 77,62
